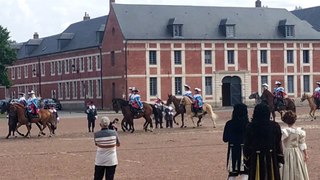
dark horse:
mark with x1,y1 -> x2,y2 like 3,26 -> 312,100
112,98 -> 153,133
166,94 -> 203,128
249,91 -> 296,120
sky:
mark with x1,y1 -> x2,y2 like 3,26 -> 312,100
0,0 -> 319,42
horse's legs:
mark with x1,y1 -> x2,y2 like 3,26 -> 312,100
272,111 -> 276,121
15,123 -> 25,137
159,116 -> 163,128
173,112 -> 179,126
121,118 -> 127,132
24,124 -> 32,138
190,115 -> 196,128
35,122 -> 45,136
196,116 -> 202,127
310,109 -> 315,121
130,119 -> 135,133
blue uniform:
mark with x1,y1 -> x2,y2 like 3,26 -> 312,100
183,90 -> 193,99
193,94 -> 203,108
27,97 -> 39,114
131,94 -> 143,109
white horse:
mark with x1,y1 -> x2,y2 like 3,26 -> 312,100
180,96 -> 217,128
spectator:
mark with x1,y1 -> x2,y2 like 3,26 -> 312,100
244,103 -> 284,180
94,117 -> 120,180
223,103 -> 249,180
85,101 -> 97,132
281,111 -> 309,180
108,118 -> 119,131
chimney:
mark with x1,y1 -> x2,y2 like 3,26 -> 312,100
83,12 -> 90,21
33,32 -> 39,39
255,0 -> 262,7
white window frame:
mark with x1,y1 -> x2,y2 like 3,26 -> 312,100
96,55 -> 101,71
50,62 -> 55,76
88,80 -> 94,98
65,82 -> 70,99
32,64 -> 37,77
17,67 -> 21,79
87,56 -> 93,72
58,61 -> 62,75
41,63 -> 45,76
96,79 -> 102,98
80,57 -> 85,72
24,65 -> 28,78
65,59 -> 70,74
72,81 -> 78,99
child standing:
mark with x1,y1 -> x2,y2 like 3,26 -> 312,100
281,111 -> 309,180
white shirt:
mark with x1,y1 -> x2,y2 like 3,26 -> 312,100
315,87 -> 320,92
94,129 -> 119,166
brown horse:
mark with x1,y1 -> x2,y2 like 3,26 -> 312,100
301,93 -> 318,121
249,91 -> 296,121
9,103 -> 57,137
112,98 -> 153,133
166,94 -> 202,128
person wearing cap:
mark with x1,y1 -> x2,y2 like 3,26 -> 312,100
26,90 -> 40,125
193,88 -> 203,116
313,82 -> 320,109
130,88 -> 143,117
94,116 -> 120,180
183,84 -> 193,100
273,81 -> 286,109
18,92 -> 27,106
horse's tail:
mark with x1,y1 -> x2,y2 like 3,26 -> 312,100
205,103 -> 218,120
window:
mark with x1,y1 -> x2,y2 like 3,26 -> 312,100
260,50 -> 267,64
287,75 -> 294,93
285,26 -> 294,37
173,25 -> 183,37
80,81 -> 85,98
149,51 -> 157,65
32,64 -> 37,77
50,62 -> 55,75
80,57 -> 84,72
303,50 -> 309,63
175,77 -> 182,95
96,55 -> 101,71
17,67 -> 21,79
205,77 -> 213,95
205,50 -> 212,64
287,50 -> 294,64
226,25 -> 235,38
303,75 -> 310,92
88,80 -> 94,98
87,56 -> 93,71
261,76 -> 268,85
227,50 -> 234,64
58,83 -> 63,99
41,63 -> 45,76
150,77 -> 157,96
174,51 -> 182,65
96,79 -> 102,98
65,59 -> 70,74
58,61 -> 62,74
11,68 -> 15,79
24,66 -> 28,78
72,81 -> 77,99
111,51 -> 115,66
65,82 -> 70,99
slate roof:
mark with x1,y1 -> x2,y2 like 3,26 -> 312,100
112,4 -> 320,40
16,15 -> 108,59
292,6 -> 320,32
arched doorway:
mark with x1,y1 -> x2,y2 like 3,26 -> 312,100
222,76 -> 242,106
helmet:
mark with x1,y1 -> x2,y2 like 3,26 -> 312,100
128,87 -> 133,90
275,81 -> 281,85
317,82 -> 320,85
262,83 -> 269,88
28,90 -> 35,94
194,88 -> 201,92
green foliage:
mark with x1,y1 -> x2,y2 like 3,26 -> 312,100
0,25 -> 17,87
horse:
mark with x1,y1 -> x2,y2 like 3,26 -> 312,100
180,96 -> 217,128
249,91 -> 296,120
166,94 -> 204,128
112,98 -> 153,133
6,103 -> 57,137
301,93 -> 318,121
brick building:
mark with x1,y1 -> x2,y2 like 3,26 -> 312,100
2,1 -> 320,109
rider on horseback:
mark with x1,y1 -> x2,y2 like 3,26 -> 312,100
26,90 -> 40,125
18,92 -> 27,106
129,88 -> 143,117
273,81 -> 286,110
313,82 -> 320,109
183,84 -> 193,100
193,88 -> 203,116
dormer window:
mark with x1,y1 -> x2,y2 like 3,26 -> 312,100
167,18 -> 183,38
58,33 -> 74,50
96,24 -> 105,44
219,18 -> 236,38
278,19 -> 295,38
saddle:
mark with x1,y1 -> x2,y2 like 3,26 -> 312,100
25,110 -> 39,119
130,106 -> 144,118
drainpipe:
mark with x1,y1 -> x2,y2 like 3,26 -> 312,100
98,46 -> 104,109
124,40 -> 128,100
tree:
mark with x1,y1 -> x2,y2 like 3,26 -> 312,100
0,25 -> 17,87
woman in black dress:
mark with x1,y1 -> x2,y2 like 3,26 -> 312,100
223,103 -> 249,180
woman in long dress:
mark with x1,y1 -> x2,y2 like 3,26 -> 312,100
281,110 -> 309,180
244,103 -> 284,180
223,103 -> 249,180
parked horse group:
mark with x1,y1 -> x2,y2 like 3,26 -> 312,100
0,100 -> 58,138
112,95 -> 218,133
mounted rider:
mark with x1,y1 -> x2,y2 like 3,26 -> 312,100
18,92 -> 27,106
129,87 -> 143,117
128,87 -> 134,103
193,88 -> 203,116
273,81 -> 286,109
313,82 -> 320,109
183,84 -> 193,100
26,90 -> 40,125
